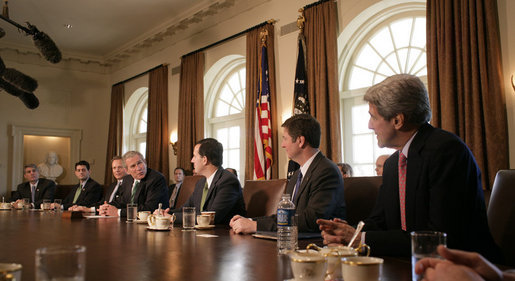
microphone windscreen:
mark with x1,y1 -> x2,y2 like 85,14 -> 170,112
33,30 -> 62,64
0,77 -> 23,96
2,68 -> 38,92
0,27 -> 5,38
18,92 -> 39,109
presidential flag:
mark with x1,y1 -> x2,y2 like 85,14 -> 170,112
287,32 -> 309,180
254,42 -> 273,180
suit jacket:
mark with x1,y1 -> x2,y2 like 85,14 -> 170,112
63,178 -> 103,209
12,178 -> 56,209
256,152 -> 346,232
363,123 -> 501,262
172,168 -> 246,225
112,168 -> 169,216
94,180 -> 123,208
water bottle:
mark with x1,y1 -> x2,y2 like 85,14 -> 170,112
277,194 -> 297,254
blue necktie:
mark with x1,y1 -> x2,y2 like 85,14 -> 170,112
292,172 -> 303,202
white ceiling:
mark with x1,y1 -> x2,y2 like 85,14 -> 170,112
0,0 -> 238,63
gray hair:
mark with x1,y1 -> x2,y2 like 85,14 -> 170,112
364,74 -> 431,125
122,151 -> 146,167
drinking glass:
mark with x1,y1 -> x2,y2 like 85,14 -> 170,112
411,231 -> 447,281
42,199 -> 52,211
22,198 -> 30,210
126,204 -> 137,223
36,245 -> 86,281
182,207 -> 195,230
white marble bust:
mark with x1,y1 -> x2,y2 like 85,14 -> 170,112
38,151 -> 63,183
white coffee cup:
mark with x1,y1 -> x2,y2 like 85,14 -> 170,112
137,211 -> 150,221
197,214 -> 211,227
307,243 -> 368,280
289,250 -> 327,281
147,214 -> 171,229
0,263 -> 22,281
201,211 -> 216,225
341,256 -> 383,281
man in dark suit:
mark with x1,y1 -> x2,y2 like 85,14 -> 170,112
230,114 -> 345,233
157,138 -> 245,225
99,151 -> 169,217
62,160 -> 103,210
317,74 -> 501,262
168,167 -> 185,209
11,163 -> 56,209
70,156 -> 127,213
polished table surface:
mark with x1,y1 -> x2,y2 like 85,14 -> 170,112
0,210 -> 412,281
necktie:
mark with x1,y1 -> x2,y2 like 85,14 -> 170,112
109,181 -> 122,203
72,184 -> 82,204
131,180 -> 140,204
291,172 -> 303,202
31,185 -> 36,203
169,184 -> 180,209
398,152 -> 407,231
200,182 -> 209,212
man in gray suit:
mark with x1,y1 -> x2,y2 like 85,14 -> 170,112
11,164 -> 56,209
230,114 -> 346,233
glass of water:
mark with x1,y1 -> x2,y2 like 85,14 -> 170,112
182,207 -> 196,230
36,245 -> 86,281
411,231 -> 447,281
126,204 -> 137,223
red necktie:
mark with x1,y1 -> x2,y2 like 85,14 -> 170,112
398,152 -> 407,231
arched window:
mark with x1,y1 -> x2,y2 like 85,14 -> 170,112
205,55 -> 245,183
124,87 -> 148,157
339,3 -> 426,176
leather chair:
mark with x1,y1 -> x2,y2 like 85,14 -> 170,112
343,176 -> 382,226
487,170 -> 515,266
174,175 -> 204,209
243,179 -> 287,218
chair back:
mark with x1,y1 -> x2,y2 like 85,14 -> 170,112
174,175 -> 204,209
243,179 -> 287,218
343,176 -> 382,225
487,170 -> 515,266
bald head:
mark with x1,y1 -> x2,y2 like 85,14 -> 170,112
375,154 -> 390,176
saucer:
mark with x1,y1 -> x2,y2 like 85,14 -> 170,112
146,226 -> 171,231
195,224 -> 215,230
0,207 -> 11,211
135,219 -> 148,224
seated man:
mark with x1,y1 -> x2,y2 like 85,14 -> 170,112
168,167 -> 185,210
374,154 -> 389,176
230,114 -> 345,234
317,74 -> 501,262
99,151 -> 169,217
337,163 -> 353,178
62,160 -> 103,210
157,138 -> 246,225
70,156 -> 127,213
11,164 -> 56,209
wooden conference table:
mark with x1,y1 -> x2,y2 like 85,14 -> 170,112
0,210 -> 412,281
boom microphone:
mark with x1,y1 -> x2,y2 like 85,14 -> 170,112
0,26 -> 5,38
27,23 -> 62,64
2,68 -> 38,92
18,91 -> 39,109
0,77 -> 40,109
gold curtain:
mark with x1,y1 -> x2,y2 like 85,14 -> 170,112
303,1 -> 342,163
244,23 -> 279,181
177,52 -> 205,172
104,84 -> 124,186
146,65 -> 170,181
427,0 -> 508,189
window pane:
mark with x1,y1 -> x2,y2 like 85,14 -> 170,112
349,68 -> 374,90
391,18 -> 412,48
352,134 -> 373,163
228,149 -> 240,168
138,142 -> 146,158
370,28 -> 395,57
138,108 -> 147,133
215,101 -> 230,117
228,126 -> 240,149
351,104 -> 370,134
355,44 -> 382,70
216,128 -> 228,148
353,164 -> 375,177
412,18 -> 426,48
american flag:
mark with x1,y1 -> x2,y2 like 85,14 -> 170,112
254,42 -> 273,180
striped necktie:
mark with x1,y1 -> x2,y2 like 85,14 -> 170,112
398,152 -> 407,231
130,180 -> 140,204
